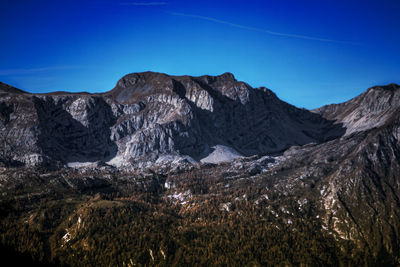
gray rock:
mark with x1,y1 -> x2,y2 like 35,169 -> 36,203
2,72 -> 393,169
313,83 -> 400,136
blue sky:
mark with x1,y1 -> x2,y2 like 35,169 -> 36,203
1,0 -> 399,108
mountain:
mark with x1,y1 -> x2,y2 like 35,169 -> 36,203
314,83 -> 400,135
0,71 -> 342,169
0,73 -> 399,266
276,83 -> 400,256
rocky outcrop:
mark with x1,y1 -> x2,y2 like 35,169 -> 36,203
314,83 -> 400,136
267,85 -> 400,256
0,71 -> 346,168
1,75 -> 400,265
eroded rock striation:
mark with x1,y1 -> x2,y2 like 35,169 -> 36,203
0,72 -> 344,168
1,76 -> 400,265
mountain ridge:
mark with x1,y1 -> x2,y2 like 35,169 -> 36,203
0,71 -> 347,169
1,72 -> 400,265
314,83 -> 400,136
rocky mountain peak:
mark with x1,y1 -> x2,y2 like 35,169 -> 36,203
1,72 -> 396,170
216,72 -> 235,80
314,83 -> 400,136
0,72 -> 345,168
369,83 -> 399,92
1,73 -> 400,266
108,71 -> 246,104
108,71 -> 174,103
0,82 -> 27,95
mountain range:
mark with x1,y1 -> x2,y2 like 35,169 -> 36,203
0,72 -> 399,266
0,72 -> 345,168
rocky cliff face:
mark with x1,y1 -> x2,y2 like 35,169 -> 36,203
1,75 -> 400,265
274,83 -> 400,257
314,83 -> 400,135
0,72 -> 343,168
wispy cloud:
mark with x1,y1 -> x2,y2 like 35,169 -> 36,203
121,2 -> 167,6
170,12 -> 357,45
0,66 -> 81,76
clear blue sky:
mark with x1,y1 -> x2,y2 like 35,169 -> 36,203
1,0 -> 399,108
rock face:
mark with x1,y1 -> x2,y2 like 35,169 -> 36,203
313,83 -> 400,135
1,75 -> 400,265
271,83 -> 400,257
0,71 -> 344,168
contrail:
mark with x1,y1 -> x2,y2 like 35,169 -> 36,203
121,2 -> 168,6
170,12 -> 358,45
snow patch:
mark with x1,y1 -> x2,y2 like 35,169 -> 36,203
106,155 -> 128,168
200,145 -> 243,164
67,162 -> 94,168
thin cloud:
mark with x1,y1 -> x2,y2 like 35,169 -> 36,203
170,12 -> 358,45
121,2 -> 167,5
0,66 -> 81,76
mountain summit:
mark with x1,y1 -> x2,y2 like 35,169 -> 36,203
1,73 -> 400,265
0,71 -> 345,168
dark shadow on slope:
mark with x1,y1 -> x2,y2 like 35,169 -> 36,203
171,79 -> 187,99
170,79 -> 346,159
0,102 -> 26,167
0,101 -> 14,125
33,96 -> 118,164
